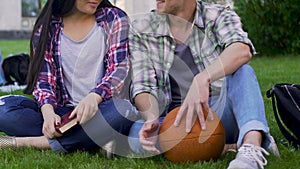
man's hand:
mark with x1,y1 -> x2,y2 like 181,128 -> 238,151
174,43 -> 252,133
139,119 -> 161,154
174,72 -> 213,132
134,93 -> 161,154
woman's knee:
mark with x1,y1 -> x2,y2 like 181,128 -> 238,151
0,95 -> 42,136
0,95 -> 37,110
0,95 -> 32,119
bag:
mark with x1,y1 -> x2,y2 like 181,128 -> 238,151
266,83 -> 300,148
2,53 -> 30,85
0,53 -> 6,85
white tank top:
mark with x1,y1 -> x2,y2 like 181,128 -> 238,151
61,23 -> 107,105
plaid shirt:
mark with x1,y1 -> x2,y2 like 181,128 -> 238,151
129,1 -> 255,112
32,7 -> 130,108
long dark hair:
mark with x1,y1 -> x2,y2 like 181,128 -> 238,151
24,0 -> 114,94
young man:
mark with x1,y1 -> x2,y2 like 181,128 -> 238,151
128,0 -> 279,168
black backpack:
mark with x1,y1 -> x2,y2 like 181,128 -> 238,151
266,83 -> 300,148
2,53 -> 30,85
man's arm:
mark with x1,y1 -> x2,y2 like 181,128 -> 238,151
134,93 -> 160,121
205,42 -> 252,82
176,42 -> 252,132
134,93 -> 161,154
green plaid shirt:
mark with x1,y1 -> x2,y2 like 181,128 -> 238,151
129,1 -> 255,112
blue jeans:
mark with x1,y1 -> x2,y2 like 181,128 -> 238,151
0,95 -> 139,153
128,64 -> 276,154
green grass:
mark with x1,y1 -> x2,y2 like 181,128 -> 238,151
0,40 -> 30,57
0,40 -> 300,169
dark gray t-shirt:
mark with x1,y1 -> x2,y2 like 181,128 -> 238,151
168,43 -> 199,111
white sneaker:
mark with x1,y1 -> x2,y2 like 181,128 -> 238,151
267,135 -> 280,157
227,144 -> 270,169
99,140 -> 116,158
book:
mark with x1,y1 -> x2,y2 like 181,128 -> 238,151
55,111 -> 78,134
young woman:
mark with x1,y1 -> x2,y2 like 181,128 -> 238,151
0,0 -> 138,154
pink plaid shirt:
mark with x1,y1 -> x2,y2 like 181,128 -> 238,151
32,7 -> 130,108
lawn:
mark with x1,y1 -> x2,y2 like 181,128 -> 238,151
0,40 -> 300,169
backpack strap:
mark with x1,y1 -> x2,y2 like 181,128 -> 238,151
267,88 -> 300,148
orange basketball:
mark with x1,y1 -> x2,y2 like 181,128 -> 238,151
159,107 -> 226,163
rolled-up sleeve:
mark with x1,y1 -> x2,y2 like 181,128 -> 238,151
215,9 -> 256,55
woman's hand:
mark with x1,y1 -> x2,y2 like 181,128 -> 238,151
41,104 -> 62,139
70,92 -> 102,125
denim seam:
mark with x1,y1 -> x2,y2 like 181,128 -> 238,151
48,139 -> 68,153
237,120 -> 270,149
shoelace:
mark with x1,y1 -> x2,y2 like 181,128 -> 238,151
238,144 -> 270,169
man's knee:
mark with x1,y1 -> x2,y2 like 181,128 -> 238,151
233,64 -> 255,77
128,135 -> 145,154
227,64 -> 258,87
128,120 -> 146,154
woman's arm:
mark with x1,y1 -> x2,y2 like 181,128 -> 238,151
91,8 -> 130,100
31,25 -> 59,109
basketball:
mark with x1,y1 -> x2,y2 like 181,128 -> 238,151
159,106 -> 226,163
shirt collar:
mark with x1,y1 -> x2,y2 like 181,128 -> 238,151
194,1 -> 204,29
148,13 -> 172,37
153,1 -> 204,37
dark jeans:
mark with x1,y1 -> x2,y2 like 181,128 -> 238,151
0,95 -> 138,153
